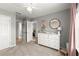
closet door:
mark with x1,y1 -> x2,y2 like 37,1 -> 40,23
27,21 -> 33,42
0,15 -> 11,50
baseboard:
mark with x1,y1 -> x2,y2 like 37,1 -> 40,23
0,44 -> 16,50
9,44 -> 16,47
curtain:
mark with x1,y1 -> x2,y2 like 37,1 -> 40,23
69,3 -> 77,56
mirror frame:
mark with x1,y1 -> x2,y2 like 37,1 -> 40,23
49,18 -> 61,29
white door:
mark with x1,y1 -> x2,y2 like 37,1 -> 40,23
76,10 -> 79,52
0,15 -> 11,50
27,21 -> 33,42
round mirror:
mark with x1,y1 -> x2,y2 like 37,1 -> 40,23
49,18 -> 60,29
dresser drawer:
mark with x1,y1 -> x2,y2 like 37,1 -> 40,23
38,33 -> 49,39
38,33 -> 60,50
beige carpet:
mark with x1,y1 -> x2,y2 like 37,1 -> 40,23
0,41 -> 63,56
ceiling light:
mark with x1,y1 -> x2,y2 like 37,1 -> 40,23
27,7 -> 32,12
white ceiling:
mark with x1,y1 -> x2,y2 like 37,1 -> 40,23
0,3 -> 70,18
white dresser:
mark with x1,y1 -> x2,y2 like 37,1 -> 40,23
38,33 -> 60,50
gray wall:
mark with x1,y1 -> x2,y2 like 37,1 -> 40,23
33,9 -> 70,49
